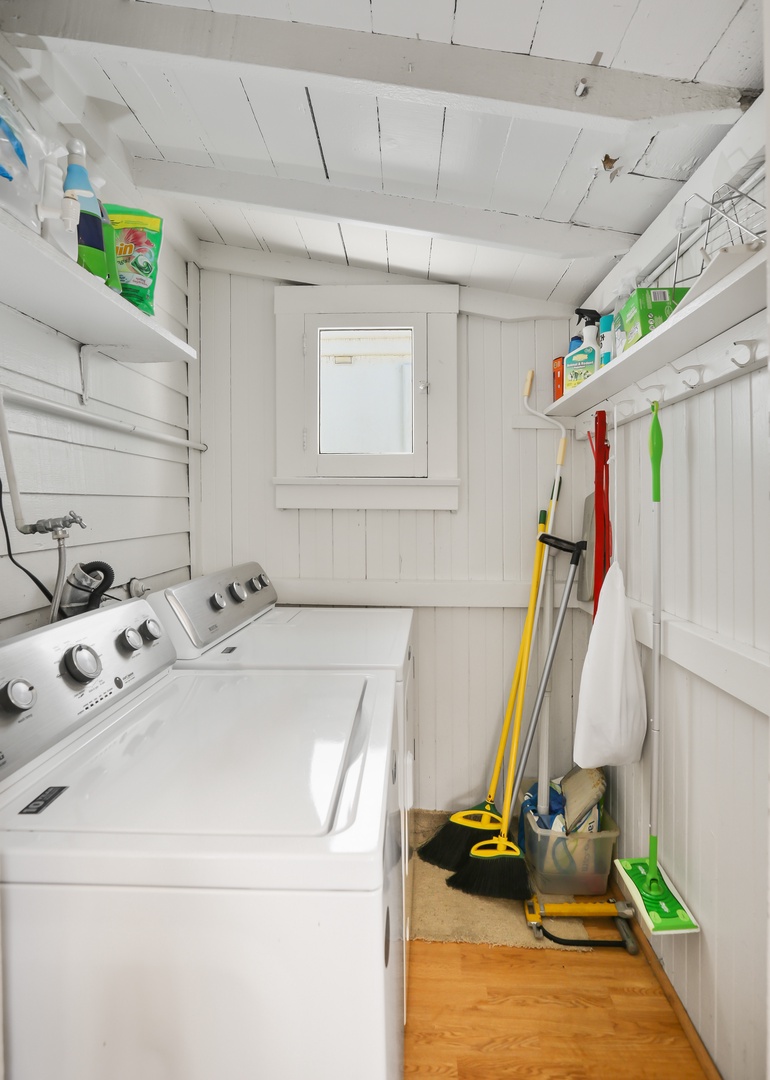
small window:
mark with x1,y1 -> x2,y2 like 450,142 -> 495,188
275,285 -> 459,510
318,326 -> 414,456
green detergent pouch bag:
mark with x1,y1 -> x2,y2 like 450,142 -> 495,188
104,205 -> 162,315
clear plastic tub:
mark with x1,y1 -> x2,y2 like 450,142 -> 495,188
523,810 -> 619,895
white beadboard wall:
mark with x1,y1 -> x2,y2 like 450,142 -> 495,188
197,267 -> 767,1080
605,355 -> 769,1080
0,244 -> 193,640
196,268 -> 592,804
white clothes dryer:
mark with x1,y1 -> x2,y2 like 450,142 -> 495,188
148,563 -> 418,993
0,600 -> 403,1080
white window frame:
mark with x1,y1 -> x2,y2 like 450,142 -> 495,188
275,284 -> 459,510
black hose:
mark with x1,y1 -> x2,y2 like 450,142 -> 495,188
538,924 -> 626,949
79,561 -> 115,609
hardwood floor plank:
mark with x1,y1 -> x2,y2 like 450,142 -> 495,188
405,940 -> 713,1078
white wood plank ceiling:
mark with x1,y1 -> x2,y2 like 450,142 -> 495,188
0,0 -> 762,305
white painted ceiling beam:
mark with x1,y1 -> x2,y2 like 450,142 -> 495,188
134,158 -> 636,260
0,0 -> 744,132
197,243 -> 574,320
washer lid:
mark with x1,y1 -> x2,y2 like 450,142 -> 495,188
0,670 -> 367,839
197,607 -> 413,676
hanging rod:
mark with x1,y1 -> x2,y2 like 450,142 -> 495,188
1,388 -> 208,452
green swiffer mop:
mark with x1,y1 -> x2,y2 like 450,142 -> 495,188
614,402 -> 698,935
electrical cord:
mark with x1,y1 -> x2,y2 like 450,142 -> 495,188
0,475 -> 53,602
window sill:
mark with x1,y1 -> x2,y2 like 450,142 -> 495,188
273,477 -> 460,510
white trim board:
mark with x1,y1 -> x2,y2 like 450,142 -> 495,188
630,601 -> 769,716
196,244 -> 574,320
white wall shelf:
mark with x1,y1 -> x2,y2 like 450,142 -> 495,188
0,207 -> 195,364
545,247 -> 767,419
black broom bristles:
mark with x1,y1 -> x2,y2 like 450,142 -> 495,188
418,817 -> 500,872
446,850 -> 531,900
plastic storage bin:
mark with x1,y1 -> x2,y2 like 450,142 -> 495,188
523,810 -> 619,895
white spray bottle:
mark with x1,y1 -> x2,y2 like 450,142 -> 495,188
563,308 -> 601,392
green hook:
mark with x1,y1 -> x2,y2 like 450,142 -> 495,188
649,401 -> 663,504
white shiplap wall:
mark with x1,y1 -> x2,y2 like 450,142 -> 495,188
606,353 -> 769,1080
196,268 -> 593,807
0,241 -> 192,639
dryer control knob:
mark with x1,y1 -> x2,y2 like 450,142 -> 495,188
64,644 -> 102,684
140,618 -> 163,642
211,592 -> 227,611
229,581 -> 248,603
0,678 -> 36,712
247,576 -> 263,592
119,627 -> 143,652
258,573 -> 270,588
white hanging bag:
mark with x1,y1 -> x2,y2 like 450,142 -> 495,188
573,560 -> 647,767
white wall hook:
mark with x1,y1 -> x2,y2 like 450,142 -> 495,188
730,339 -> 757,368
613,399 -> 636,418
671,364 -> 706,390
635,381 -> 665,405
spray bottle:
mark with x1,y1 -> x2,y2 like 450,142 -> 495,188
564,308 -> 601,392
37,153 -> 79,260
63,139 -> 107,281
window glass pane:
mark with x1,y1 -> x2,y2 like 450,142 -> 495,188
318,328 -> 413,455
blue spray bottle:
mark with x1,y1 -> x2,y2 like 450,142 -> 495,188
63,139 -> 107,281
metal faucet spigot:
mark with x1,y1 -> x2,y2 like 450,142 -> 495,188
33,511 -> 87,536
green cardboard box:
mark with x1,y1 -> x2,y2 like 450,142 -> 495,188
613,287 -> 689,354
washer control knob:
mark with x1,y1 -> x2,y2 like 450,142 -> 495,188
119,627 -> 143,652
258,573 -> 270,588
229,581 -> 248,603
0,678 -> 36,712
64,644 -> 102,684
211,592 -> 227,611
247,576 -> 262,592
140,618 -> 163,642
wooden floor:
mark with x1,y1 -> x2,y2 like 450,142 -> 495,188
404,924 -> 713,1079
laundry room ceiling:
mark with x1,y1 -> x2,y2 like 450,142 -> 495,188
0,0 -> 763,305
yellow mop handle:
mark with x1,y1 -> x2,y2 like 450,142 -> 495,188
484,513 -> 546,802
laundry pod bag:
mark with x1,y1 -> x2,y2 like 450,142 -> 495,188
103,205 -> 163,314
574,561 -> 646,767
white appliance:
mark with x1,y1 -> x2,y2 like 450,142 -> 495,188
148,563 -> 418,986
0,600 -> 403,1080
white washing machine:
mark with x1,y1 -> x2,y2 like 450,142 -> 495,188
0,600 -> 403,1080
148,563 -> 418,998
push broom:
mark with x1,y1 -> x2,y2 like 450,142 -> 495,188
444,530 -> 547,900
614,402 -> 698,935
417,510 -> 548,871
447,533 -> 586,901
418,372 -> 567,872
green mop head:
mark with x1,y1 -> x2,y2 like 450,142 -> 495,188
615,855 -> 698,935
418,802 -> 501,872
